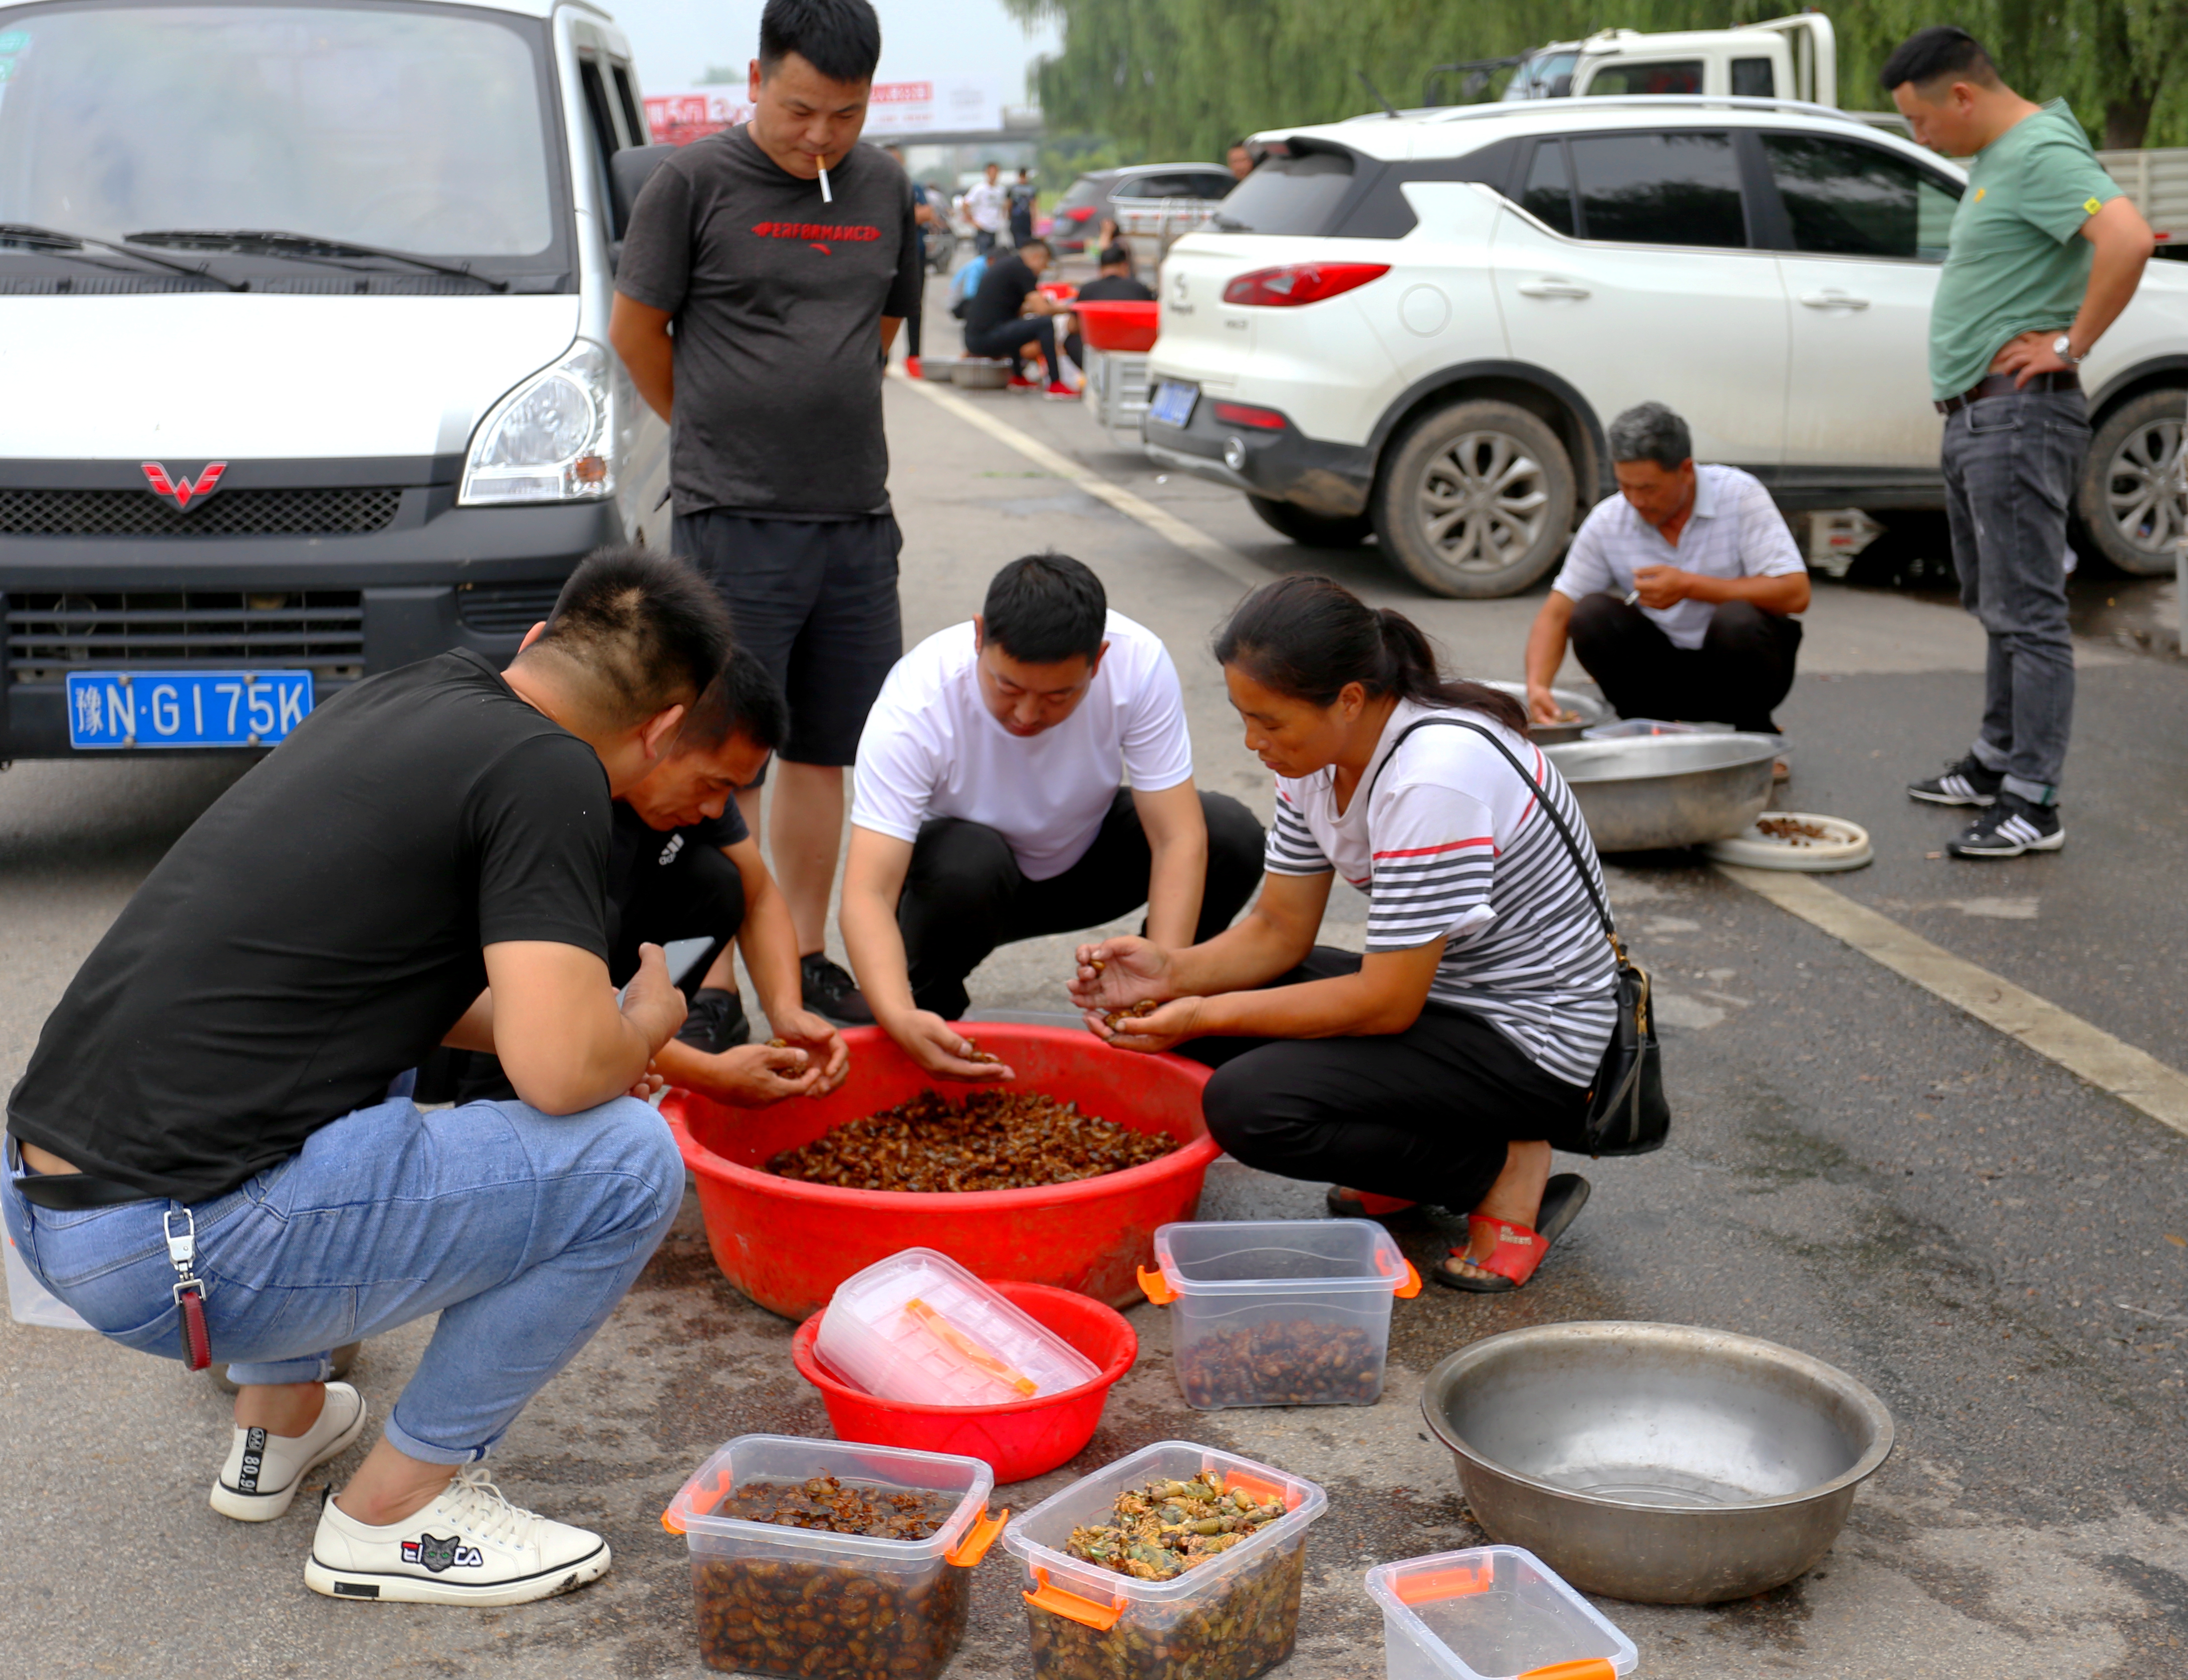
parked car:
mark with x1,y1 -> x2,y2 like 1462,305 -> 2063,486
0,0 -> 669,759
1052,164 -> 1238,254
1142,96 -> 2188,597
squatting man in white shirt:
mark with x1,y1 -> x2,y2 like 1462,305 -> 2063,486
1523,401 -> 1812,740
840,553 -> 1265,1080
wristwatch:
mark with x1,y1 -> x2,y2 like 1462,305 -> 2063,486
2052,334 -> 2085,365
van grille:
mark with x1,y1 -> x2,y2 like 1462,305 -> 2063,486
0,487 -> 403,538
5,591 -> 366,683
455,580 -> 568,635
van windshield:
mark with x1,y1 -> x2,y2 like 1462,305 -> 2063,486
0,3 -> 558,259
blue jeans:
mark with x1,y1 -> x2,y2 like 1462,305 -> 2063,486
1940,387 -> 2087,803
3,1094 -> 682,1464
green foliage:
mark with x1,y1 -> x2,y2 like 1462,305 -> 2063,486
1004,0 -> 2188,155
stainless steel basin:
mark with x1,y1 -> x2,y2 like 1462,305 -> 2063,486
1478,681 -> 1609,746
951,358 -> 1011,389
1422,1322 -> 1894,1604
1543,733 -> 1779,851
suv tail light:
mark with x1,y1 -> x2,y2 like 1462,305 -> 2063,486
1222,262 -> 1390,307
1066,205 -> 1096,222
1212,401 -> 1287,431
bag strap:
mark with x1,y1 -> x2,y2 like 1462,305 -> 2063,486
1361,714 -> 1617,940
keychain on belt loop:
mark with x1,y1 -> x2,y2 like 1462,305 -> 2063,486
165,1208 -> 211,1371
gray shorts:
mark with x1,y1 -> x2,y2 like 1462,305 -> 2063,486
672,510 -> 904,768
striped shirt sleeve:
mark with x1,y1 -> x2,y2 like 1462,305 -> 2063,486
1364,782 -> 1498,950
1264,782 -> 1331,876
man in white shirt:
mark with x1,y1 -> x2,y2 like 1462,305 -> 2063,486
1523,402 -> 1811,736
841,554 -> 1263,1079
963,161 -> 1009,255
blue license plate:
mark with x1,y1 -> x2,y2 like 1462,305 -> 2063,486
65,670 -> 314,750
1148,379 -> 1198,428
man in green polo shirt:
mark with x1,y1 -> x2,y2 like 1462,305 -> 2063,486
1884,27 -> 2153,859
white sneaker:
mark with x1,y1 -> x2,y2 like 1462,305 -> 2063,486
304,1465 -> 610,1606
210,1383 -> 369,1522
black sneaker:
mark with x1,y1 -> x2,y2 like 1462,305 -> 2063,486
1908,754 -> 2003,808
1946,793 -> 2064,859
800,953 -> 875,1026
675,987 -> 749,1055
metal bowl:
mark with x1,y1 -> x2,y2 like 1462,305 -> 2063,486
918,356 -> 961,382
1478,681 -> 1609,746
1543,733 -> 1779,852
1422,1322 -> 1895,1604
951,358 -> 1012,390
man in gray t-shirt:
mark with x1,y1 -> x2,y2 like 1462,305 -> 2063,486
609,0 -> 921,1027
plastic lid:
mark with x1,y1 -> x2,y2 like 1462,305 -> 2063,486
816,1247 -> 1100,1407
1151,1220 -> 1419,1299
1365,1547 -> 1638,1680
662,1434 -> 998,1565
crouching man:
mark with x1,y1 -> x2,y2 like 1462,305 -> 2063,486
1524,401 -> 1810,738
3,548 -> 732,1606
841,553 -> 1264,1078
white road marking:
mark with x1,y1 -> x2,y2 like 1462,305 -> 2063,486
1719,865 -> 2188,1137
896,374 -> 1269,589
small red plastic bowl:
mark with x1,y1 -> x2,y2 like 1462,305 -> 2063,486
1073,299 -> 1159,353
791,1280 -> 1136,1485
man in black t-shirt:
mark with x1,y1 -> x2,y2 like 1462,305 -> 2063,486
611,0 -> 917,1031
4,547 -> 732,1608
1063,241 -> 1156,370
963,237 -> 1076,398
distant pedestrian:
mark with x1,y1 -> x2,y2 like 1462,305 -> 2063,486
1883,27 -> 2153,859
611,0 -> 924,1023
1063,241 -> 1154,370
887,142 -> 937,378
962,237 -> 1075,398
1008,166 -> 1038,245
964,160 -> 1008,255
1522,402 -> 1809,741
1227,139 -> 1254,182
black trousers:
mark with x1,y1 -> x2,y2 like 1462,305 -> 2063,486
962,314 -> 1057,376
1182,949 -> 1591,1214
1568,593 -> 1802,735
416,842 -> 748,1106
901,790 -> 1265,1020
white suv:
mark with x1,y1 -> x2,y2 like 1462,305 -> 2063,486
1142,97 -> 2188,597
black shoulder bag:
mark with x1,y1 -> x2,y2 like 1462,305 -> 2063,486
1366,716 -> 1669,1156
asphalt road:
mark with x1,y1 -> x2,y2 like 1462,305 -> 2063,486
4,290 -> 2187,1679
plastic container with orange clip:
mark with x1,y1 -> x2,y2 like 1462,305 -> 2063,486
1365,1546 -> 1638,1680
1003,1440 -> 1328,1680
1139,1219 -> 1423,1409
663,1435 -> 1006,1679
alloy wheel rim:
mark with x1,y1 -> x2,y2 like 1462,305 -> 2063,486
2106,416 -> 2187,557
1417,430 -> 1549,574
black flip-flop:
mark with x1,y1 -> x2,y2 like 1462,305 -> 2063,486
1432,1174 -> 1591,1294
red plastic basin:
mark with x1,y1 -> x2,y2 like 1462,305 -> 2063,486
1073,299 -> 1159,353
792,1280 -> 1136,1484
662,1024 -> 1218,1321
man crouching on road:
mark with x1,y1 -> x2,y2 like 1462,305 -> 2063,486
1523,400 -> 1810,740
3,546 -> 732,1607
435,646 -> 850,1107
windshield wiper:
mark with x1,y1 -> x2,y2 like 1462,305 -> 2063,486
123,228 -> 509,292
0,223 -> 246,289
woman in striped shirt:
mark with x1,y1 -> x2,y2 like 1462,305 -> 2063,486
1069,576 -> 1618,1291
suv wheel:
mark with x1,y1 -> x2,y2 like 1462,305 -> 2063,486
1247,495 -> 1372,548
2077,387 -> 2187,576
1373,400 -> 1575,598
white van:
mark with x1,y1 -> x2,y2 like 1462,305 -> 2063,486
0,0 -> 674,758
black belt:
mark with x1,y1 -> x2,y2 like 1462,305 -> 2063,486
5,1135 -> 159,1210
1935,369 -> 2080,415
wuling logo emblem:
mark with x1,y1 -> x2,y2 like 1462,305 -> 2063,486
141,461 -> 227,509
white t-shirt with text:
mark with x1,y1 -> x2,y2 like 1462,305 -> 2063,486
851,613 -> 1195,881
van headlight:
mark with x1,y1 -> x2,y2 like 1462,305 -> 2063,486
460,341 -> 616,505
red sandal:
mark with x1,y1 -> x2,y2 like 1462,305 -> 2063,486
1325,1186 -> 1420,1221
1434,1174 -> 1591,1294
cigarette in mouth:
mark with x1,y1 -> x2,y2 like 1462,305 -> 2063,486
818,164 -> 833,203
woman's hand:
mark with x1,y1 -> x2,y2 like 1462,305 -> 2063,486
629,1064 -> 667,1101
1067,935 -> 1174,1014
682,1043 -> 830,1107
1087,996 -> 1205,1055
891,1012 -> 1017,1083
770,1009 -> 851,1097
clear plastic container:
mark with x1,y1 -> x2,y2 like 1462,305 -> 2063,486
1366,1547 -> 1639,1680
817,1246 -> 1100,1406
7,1231 -> 92,1330
1002,1439 -> 1329,1680
662,1434 -> 1006,1679
1140,1220 -> 1421,1409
